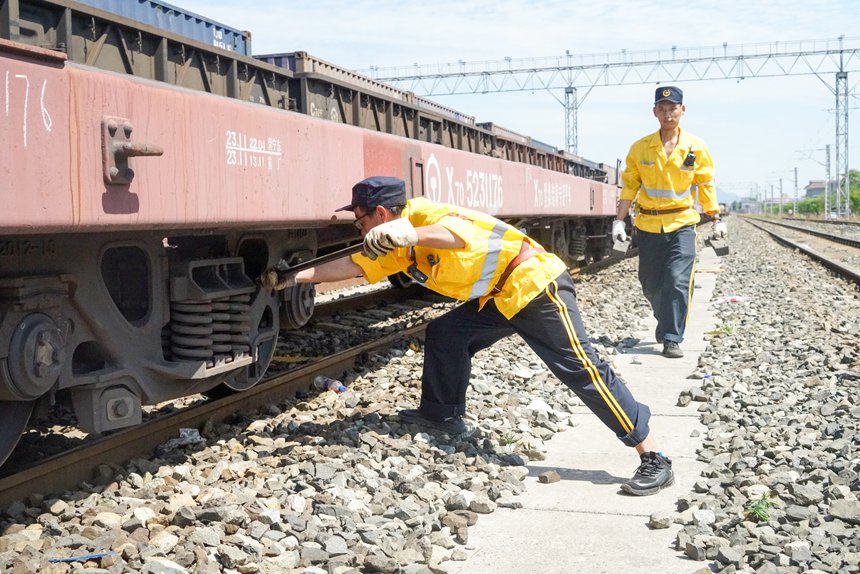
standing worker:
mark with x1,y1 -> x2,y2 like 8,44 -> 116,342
261,176 -> 675,496
613,86 -> 726,359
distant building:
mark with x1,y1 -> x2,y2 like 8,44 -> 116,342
805,180 -> 827,198
737,198 -> 759,214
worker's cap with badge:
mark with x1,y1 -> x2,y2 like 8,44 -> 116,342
336,176 -> 407,212
654,86 -> 683,104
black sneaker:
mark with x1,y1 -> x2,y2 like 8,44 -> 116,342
398,408 -> 467,434
662,341 -> 683,358
621,452 -> 674,496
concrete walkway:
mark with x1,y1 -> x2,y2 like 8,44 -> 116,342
443,247 -> 723,574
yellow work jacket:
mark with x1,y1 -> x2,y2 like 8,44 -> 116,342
621,128 -> 718,233
352,197 -> 567,319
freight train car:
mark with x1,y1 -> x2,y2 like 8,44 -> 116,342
0,0 -> 620,467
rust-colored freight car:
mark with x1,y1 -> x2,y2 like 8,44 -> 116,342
0,0 -> 620,466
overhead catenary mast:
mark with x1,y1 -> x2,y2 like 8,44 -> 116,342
367,37 -> 859,214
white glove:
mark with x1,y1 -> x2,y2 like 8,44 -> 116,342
258,260 -> 296,291
362,217 -> 419,260
612,220 -> 627,242
712,220 -> 728,239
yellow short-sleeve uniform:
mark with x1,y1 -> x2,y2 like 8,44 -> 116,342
350,197 -> 566,319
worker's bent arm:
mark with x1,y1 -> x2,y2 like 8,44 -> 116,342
415,224 -> 466,249
295,256 -> 363,284
616,199 -> 633,221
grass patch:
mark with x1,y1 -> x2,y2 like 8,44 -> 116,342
744,495 -> 774,522
500,431 -> 519,446
706,322 -> 736,337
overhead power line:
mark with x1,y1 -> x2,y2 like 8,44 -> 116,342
363,37 -> 859,97
362,36 -> 860,216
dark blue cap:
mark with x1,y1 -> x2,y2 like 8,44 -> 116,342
335,176 -> 407,212
655,86 -> 683,104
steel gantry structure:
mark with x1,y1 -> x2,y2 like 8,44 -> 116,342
364,36 -> 860,216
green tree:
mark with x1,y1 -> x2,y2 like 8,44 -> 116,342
851,169 -> 860,213
798,196 -> 822,215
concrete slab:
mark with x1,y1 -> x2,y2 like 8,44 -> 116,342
446,510 -> 701,574
442,247 -> 722,574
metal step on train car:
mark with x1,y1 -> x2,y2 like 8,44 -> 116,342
0,0 -> 621,467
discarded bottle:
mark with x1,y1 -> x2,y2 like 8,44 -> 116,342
313,375 -> 346,393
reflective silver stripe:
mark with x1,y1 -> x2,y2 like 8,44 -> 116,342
468,222 -> 510,299
697,180 -> 714,186
640,184 -> 692,200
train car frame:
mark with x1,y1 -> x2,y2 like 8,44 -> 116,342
0,0 -> 620,467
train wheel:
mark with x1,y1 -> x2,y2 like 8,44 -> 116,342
0,400 -> 34,468
205,289 -> 279,397
279,283 -> 315,330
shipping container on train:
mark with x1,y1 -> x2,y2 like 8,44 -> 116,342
72,0 -> 251,55
0,0 -> 620,468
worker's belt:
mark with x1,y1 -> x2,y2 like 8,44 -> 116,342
637,205 -> 691,216
491,242 -> 545,295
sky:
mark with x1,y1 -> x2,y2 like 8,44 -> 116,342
174,0 -> 860,203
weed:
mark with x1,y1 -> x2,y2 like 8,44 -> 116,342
720,323 -> 736,336
744,495 -> 773,522
706,322 -> 736,337
500,431 -> 518,446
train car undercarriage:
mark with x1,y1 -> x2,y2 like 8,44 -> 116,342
0,229 -> 328,465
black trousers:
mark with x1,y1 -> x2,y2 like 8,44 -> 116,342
419,272 -> 651,447
636,225 -> 697,344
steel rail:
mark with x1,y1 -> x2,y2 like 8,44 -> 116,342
0,250 -> 631,506
783,217 -> 860,227
744,218 -> 860,285
746,217 -> 860,250
0,320 -> 429,509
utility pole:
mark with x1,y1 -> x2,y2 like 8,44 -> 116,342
779,179 -> 783,217
835,36 -> 850,217
564,86 -> 578,154
794,167 -> 798,215
770,184 -> 774,216
825,144 -> 832,216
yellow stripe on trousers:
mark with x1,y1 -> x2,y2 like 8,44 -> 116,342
545,280 -> 634,434
683,226 -> 698,331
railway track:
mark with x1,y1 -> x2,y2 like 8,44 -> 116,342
0,287 -> 450,507
743,216 -> 860,284
0,252 -> 634,508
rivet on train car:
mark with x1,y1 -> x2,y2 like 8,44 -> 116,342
123,123 -> 133,137
107,120 -> 118,136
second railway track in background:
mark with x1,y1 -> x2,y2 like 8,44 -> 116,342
743,216 -> 860,284
0,254 -> 628,508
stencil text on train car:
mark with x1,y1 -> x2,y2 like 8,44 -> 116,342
425,154 -> 503,210
533,179 -> 572,208
225,130 -> 283,170
3,71 -> 53,148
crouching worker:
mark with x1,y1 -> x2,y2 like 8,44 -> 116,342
260,176 -> 674,496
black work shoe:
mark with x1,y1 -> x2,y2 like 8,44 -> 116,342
398,408 -> 467,434
621,452 -> 674,496
662,341 -> 684,358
